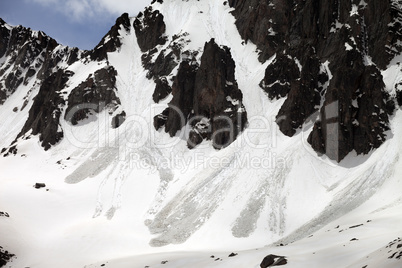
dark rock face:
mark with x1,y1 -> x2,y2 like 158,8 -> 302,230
0,19 -> 10,59
0,20 -> 63,104
146,49 -> 177,79
89,13 -> 131,61
142,32 -> 194,105
111,111 -> 126,129
153,77 -> 172,103
134,7 -> 167,52
228,0 -> 290,63
191,39 -> 247,149
1,69 -> 73,156
230,0 -> 402,66
154,39 -> 247,149
260,254 -> 287,267
0,1 -> 400,162
34,183 -> 46,189
276,51 -> 327,137
65,66 -> 122,126
0,246 -> 14,268
230,0 -> 402,161
154,60 -> 198,136
0,16 -> 128,156
2,63 -> 124,155
366,1 -> 402,69
0,20 -> 81,156
308,65 -> 393,161
154,107 -> 169,131
396,78 -> 402,106
166,60 -> 198,137
259,53 -> 300,100
387,238 -> 402,260
142,32 -> 191,78
18,69 -> 72,151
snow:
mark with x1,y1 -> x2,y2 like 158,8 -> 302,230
1,0 -> 402,267
2,21 -> 13,31
350,4 -> 359,17
226,96 -> 239,106
345,42 -> 353,51
294,57 -> 302,72
330,21 -> 344,33
267,27 -> 277,36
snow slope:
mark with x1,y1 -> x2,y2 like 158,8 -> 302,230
0,0 -> 402,267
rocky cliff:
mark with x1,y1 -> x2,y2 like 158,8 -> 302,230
1,1 -> 402,266
153,39 -> 247,149
230,0 -> 402,161
0,18 -> 78,105
0,15 -> 127,155
1,0 -> 402,160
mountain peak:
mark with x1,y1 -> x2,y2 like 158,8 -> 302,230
89,13 -> 131,61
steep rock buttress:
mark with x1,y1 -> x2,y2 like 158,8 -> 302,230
230,0 -> 402,161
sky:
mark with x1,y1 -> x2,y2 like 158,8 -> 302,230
0,0 -> 152,50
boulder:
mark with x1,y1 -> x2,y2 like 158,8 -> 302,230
260,254 -> 287,267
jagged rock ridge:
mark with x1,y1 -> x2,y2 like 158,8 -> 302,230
132,7 -> 248,149
134,6 -> 167,52
89,13 -> 131,61
16,69 -> 71,152
0,16 -> 128,155
0,18 -> 78,105
152,39 -> 247,149
0,0 -> 401,161
230,0 -> 402,161
64,66 -> 122,126
143,32 -> 193,103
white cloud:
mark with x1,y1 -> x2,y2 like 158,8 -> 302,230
97,0 -> 152,17
28,0 -> 152,21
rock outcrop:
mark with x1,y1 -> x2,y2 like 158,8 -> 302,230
1,0 -> 401,161
396,75 -> 402,106
259,53 -> 300,100
89,13 -> 131,61
134,6 -> 167,52
230,0 -> 402,161
155,59 -> 198,137
0,246 -> 14,268
0,212 -> 14,267
0,19 -> 78,105
228,0 -> 290,63
65,66 -> 122,126
190,39 -> 247,149
154,39 -> 247,149
276,50 -> 328,137
0,17 -> 125,155
260,254 -> 287,267
16,69 -> 72,152
143,32 -> 193,104
1,69 -> 72,155
0,19 -> 82,155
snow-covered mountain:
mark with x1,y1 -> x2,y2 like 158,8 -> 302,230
1,0 -> 402,267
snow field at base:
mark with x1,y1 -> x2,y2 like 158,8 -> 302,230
0,0 -> 402,267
